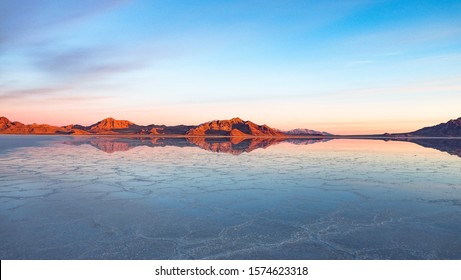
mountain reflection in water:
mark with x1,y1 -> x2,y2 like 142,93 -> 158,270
62,136 -> 461,157
63,137 -> 331,154
396,138 -> 461,158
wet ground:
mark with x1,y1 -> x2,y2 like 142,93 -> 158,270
1,136 -> 460,259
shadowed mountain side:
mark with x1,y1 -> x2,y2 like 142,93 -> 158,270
411,117 -> 461,137
62,137 -> 330,154
384,117 -> 461,138
88,124 -> 195,135
393,138 -> 461,158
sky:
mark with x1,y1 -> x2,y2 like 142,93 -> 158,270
1,0 -> 461,134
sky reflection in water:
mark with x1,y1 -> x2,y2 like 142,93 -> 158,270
0,136 -> 460,259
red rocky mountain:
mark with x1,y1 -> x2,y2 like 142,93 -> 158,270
186,117 -> 285,137
0,116 -> 72,134
89,117 -> 135,131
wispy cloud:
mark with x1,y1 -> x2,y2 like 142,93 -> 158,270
0,86 -> 73,101
0,0 -> 143,103
341,23 -> 461,53
0,0 -> 128,47
32,46 -> 148,79
0,84 -> 113,103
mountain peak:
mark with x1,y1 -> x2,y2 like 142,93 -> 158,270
230,117 -> 244,123
0,116 -> 12,129
90,117 -> 134,131
0,116 -> 11,123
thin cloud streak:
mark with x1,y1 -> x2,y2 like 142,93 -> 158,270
0,86 -> 73,101
0,84 -> 113,102
33,46 -> 148,79
340,23 -> 461,53
1,43 -> 181,102
0,0 -> 129,47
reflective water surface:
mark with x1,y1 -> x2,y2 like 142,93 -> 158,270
1,135 -> 460,259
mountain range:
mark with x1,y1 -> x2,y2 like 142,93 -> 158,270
1,116 -> 461,137
0,116 -> 324,137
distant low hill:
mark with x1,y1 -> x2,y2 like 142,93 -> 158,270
409,117 -> 461,137
0,116 -> 197,136
0,116 -> 72,134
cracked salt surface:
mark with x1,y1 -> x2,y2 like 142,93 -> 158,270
0,136 -> 461,259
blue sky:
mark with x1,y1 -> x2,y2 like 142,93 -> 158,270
1,0 -> 461,133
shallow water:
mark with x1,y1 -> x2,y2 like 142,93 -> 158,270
1,135 -> 461,259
